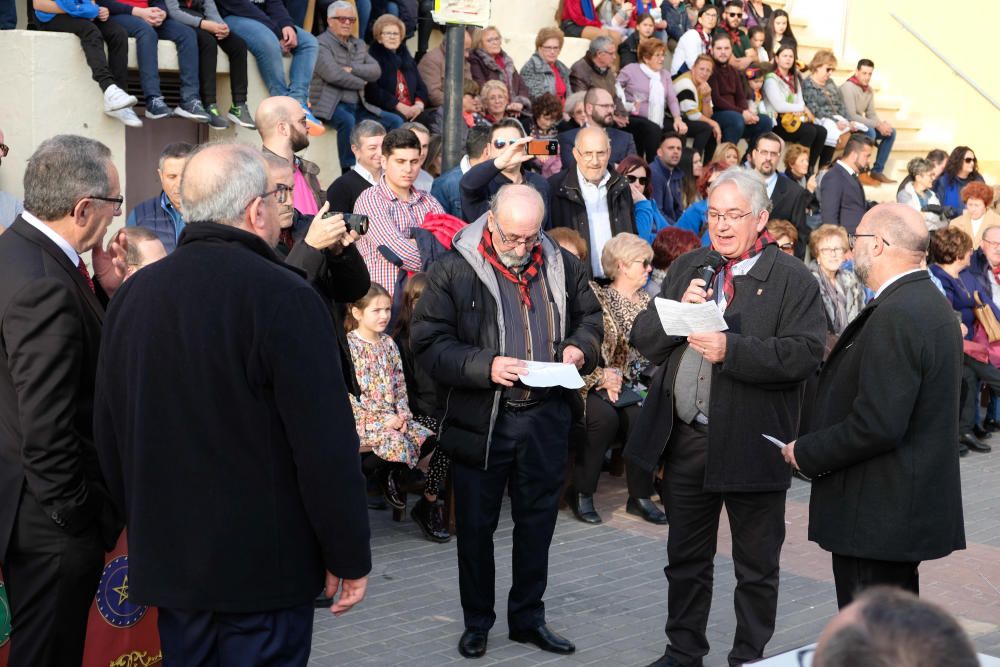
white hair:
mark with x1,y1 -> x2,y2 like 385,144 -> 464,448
181,144 -> 269,226
328,0 -> 354,17
709,167 -> 772,216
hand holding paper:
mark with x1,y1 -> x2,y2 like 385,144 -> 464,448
654,297 -> 728,337
518,361 -> 585,390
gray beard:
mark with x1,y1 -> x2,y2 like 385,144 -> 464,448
498,249 -> 531,269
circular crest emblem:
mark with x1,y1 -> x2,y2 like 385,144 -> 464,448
96,555 -> 147,628
0,581 -> 11,646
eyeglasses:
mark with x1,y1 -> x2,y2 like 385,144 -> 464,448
261,183 -> 293,204
625,174 -> 648,185
598,49 -> 616,57
86,194 -> 125,214
982,239 -> 1000,249
818,247 -> 846,256
706,208 -> 753,223
483,36 -> 502,43
848,233 -> 890,249
965,156 -> 978,164
493,222 -> 539,248
332,15 -> 357,23
0,143 -> 8,165
577,150 -> 610,163
381,30 -> 401,37
539,44 -> 561,51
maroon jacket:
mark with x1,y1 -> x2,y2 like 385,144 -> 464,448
709,60 -> 748,113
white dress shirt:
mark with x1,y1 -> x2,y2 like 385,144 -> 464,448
21,210 -> 79,266
578,167 -> 612,277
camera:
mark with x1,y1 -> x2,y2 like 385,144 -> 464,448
323,210 -> 369,236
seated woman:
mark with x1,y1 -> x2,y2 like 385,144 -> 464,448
618,39 -> 715,160
762,45 -> 828,174
763,8 -> 796,60
802,49 -> 867,164
678,148 -> 703,210
712,141 -> 741,167
897,157 -> 947,231
557,0 -> 628,44
570,233 -> 667,525
929,227 -> 1000,455
807,224 -> 864,336
935,146 -> 986,216
617,155 -> 668,244
675,159 -> 729,244
671,3 -> 719,76
549,227 -> 589,263
557,90 -> 588,133
746,25 -> 768,64
365,15 -> 432,130
743,0 -> 772,28
674,53 -> 723,158
767,218 -> 798,256
520,26 -> 572,105
529,93 -> 564,178
476,80 -> 522,126
347,283 -> 434,510
949,182 -> 1000,249
468,26 -> 533,116
618,12 -> 657,67
646,225 -> 702,296
783,143 -> 821,222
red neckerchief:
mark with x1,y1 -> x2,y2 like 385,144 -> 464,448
395,70 -> 413,105
847,75 -> 869,93
721,25 -> 743,48
695,23 -> 713,49
478,225 -> 544,308
279,228 -> 295,251
991,265 -> 1000,286
775,67 -> 798,94
712,231 -> 775,305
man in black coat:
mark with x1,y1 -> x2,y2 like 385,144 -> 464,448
549,126 -> 637,277
0,135 -> 127,667
557,87 -> 637,170
626,168 -> 826,667
785,203 -> 966,609
411,185 -> 602,660
750,132 -> 811,258
325,119 -> 385,214
819,134 -> 875,235
93,144 -> 371,663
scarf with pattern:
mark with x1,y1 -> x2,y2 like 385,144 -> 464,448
478,225 -> 545,308
712,231 -> 775,305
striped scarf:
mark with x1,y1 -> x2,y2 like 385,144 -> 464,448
713,231 -> 775,305
478,225 -> 544,308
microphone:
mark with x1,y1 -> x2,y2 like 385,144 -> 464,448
695,250 -> 725,289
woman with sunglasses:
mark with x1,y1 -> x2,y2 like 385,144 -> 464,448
569,232 -> 667,526
935,146 -> 986,217
616,156 -> 668,245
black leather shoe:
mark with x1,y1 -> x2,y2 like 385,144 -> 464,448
627,497 -> 668,525
314,594 -> 333,608
382,467 -> 406,509
974,425 -> 993,440
568,491 -> 602,524
960,432 -> 992,453
959,442 -> 970,457
458,628 -> 488,658
644,653 -> 687,667
509,624 -> 575,654
984,417 -> 1000,432
411,497 -> 451,543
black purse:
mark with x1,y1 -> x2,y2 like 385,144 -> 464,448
594,385 -> 644,408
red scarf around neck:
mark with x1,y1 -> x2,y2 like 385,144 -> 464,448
847,75 -> 869,93
712,231 -> 775,305
695,23 -> 713,49
775,67 -> 798,94
478,224 -> 545,308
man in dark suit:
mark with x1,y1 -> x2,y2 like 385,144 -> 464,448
93,143 -> 371,663
750,132 -> 811,258
785,203 -> 966,608
627,168 -> 826,667
557,87 -> 637,171
0,135 -> 127,666
819,134 -> 875,235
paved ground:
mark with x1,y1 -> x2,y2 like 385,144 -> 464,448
311,449 -> 1000,666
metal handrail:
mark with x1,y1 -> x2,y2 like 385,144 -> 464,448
889,12 -> 1000,112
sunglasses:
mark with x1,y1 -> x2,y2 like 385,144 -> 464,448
0,143 -> 7,165
332,15 -> 357,23
965,156 -> 977,164
726,11 -> 743,17
631,258 -> 652,267
493,139 -> 522,149
626,174 -> 648,185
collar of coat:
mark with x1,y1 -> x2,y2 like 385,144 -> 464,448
558,166 -> 628,202
178,221 -> 307,279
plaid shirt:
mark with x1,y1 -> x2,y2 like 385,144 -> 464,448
353,176 -> 444,297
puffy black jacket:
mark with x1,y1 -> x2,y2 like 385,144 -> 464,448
410,215 -> 603,468
548,167 -> 637,262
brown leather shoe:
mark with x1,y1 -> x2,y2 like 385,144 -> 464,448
858,173 -> 881,187
871,171 -> 897,184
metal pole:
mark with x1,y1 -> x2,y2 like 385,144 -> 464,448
442,23 -> 466,172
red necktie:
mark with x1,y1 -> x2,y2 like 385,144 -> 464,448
991,265 -> 1000,286
77,258 -> 96,294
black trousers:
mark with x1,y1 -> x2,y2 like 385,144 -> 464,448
3,488 -> 104,667
453,398 -> 570,633
158,603 -> 313,666
35,14 -> 128,92
960,356 -> 1000,432
663,420 -> 786,667
683,118 -> 717,163
773,121 -> 828,175
576,393 -> 654,497
624,115 -> 664,163
194,28 -> 249,106
831,554 -> 920,609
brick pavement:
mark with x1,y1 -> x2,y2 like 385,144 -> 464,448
311,450 -> 1000,666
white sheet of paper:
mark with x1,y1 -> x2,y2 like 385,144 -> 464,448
654,297 -> 729,336
518,361 -> 585,390
762,434 -> 787,450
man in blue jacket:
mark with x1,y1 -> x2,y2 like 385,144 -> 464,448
126,142 -> 192,253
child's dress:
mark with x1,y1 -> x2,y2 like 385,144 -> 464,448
348,330 -> 432,468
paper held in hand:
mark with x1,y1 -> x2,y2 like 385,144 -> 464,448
762,434 -> 787,450
518,361 -> 585,390
654,298 -> 729,336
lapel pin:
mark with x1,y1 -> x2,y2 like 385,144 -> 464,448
757,288 -> 764,296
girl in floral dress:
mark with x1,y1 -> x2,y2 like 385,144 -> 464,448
347,283 -> 433,510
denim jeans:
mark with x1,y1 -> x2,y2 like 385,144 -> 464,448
110,15 -> 200,103
864,126 -> 897,175
329,101 -> 403,169
224,17 -> 317,106
715,109 -> 774,145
